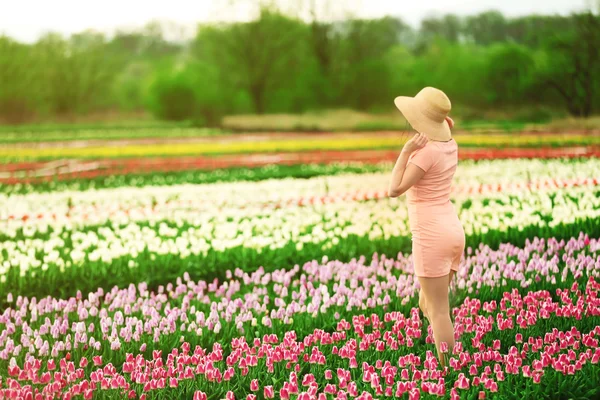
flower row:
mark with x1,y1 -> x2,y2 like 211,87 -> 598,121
0,235 -> 599,399
2,158 -> 598,234
1,133 -> 599,161
1,185 -> 598,279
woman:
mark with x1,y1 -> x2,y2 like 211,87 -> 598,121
387,87 -> 465,367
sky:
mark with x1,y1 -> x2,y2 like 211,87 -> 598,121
0,0 -> 594,43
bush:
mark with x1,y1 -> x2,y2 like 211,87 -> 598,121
147,62 -> 225,126
147,68 -> 198,121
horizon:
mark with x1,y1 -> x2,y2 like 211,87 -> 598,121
0,0 -> 593,43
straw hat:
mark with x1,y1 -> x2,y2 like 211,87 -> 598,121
394,87 -> 452,141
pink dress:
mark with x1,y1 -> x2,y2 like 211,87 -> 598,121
407,139 -> 465,278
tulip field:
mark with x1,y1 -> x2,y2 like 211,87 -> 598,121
1,133 -> 600,399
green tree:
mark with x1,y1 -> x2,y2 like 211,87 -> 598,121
506,15 -> 569,47
107,24 -> 181,112
194,8 -> 309,114
464,11 -> 507,45
34,32 -> 118,115
538,12 -> 600,117
484,43 -> 535,105
420,14 -> 463,44
0,36 -> 37,123
335,17 -> 409,110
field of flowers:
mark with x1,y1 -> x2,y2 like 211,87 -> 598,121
1,151 -> 600,399
1,132 -> 599,162
2,147 -> 599,187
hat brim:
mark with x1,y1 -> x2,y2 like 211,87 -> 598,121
394,96 -> 452,141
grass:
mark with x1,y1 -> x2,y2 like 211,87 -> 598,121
223,109 -> 600,133
545,116 -> 600,132
0,109 -> 599,144
0,122 -> 222,144
223,109 -> 405,132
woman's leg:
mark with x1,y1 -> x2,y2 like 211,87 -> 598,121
419,269 -> 455,323
418,274 -> 454,367
419,288 -> 429,320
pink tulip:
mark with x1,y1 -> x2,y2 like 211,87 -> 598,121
450,388 -> 460,400
455,374 -> 470,390
325,384 -> 337,394
264,385 -> 275,399
279,388 -> 290,399
193,391 -> 207,400
302,374 -> 315,386
408,388 -> 420,400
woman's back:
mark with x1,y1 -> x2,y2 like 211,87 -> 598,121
406,139 -> 458,208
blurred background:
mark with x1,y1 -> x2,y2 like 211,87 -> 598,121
1,0 -> 599,131
1,0 -> 599,184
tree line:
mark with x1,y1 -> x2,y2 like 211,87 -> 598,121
0,9 -> 599,125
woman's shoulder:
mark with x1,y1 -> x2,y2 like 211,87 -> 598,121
431,138 -> 457,151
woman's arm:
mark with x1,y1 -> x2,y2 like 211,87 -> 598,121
388,156 -> 426,197
388,133 -> 428,198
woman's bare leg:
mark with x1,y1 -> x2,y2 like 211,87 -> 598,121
419,269 -> 455,323
419,288 -> 430,321
418,274 -> 454,367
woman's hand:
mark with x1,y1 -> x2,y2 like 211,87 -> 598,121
402,132 -> 428,154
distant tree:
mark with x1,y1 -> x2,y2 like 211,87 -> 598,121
420,14 -> 463,44
34,32 -> 118,115
194,8 -> 308,114
538,12 -> 600,117
107,24 -> 183,112
464,11 -> 507,45
0,36 -> 37,123
336,16 -> 409,110
506,15 -> 568,47
484,43 -> 535,105
407,38 -> 489,107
